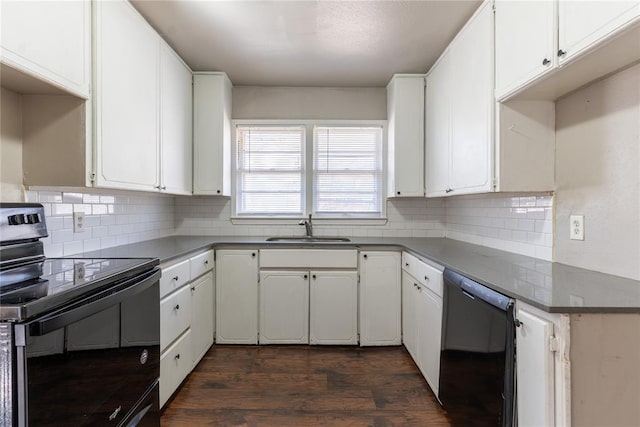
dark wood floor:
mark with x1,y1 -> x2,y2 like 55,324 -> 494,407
161,345 -> 452,426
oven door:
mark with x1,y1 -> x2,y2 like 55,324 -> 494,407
13,268 -> 160,427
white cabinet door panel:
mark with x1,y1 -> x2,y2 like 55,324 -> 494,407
95,0 -> 159,191
259,271 -> 309,344
417,286 -> 443,397
160,329 -> 192,408
359,252 -> 401,346
402,272 -> 418,360
160,41 -> 192,195
516,307 -> 555,427
449,3 -> 493,194
191,272 -> 214,366
216,250 -> 258,344
160,285 -> 192,351
310,271 -> 358,345
495,0 -> 556,98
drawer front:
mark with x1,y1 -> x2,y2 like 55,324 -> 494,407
190,250 -> 214,280
160,285 -> 192,351
160,259 -> 190,298
260,249 -> 358,269
417,262 -> 444,298
160,329 -> 193,408
401,252 -> 421,280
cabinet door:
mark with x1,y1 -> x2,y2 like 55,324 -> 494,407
259,271 -> 309,344
95,0 -> 160,191
215,250 -> 258,344
309,271 -> 358,345
160,41 -> 192,195
516,306 -> 555,427
424,51 -> 451,197
416,286 -> 443,397
387,75 -> 425,197
494,0 -> 556,99
191,272 -> 214,366
559,1 -> 640,63
401,271 -> 418,360
449,2 -> 494,195
160,285 -> 192,351
160,329 -> 192,408
1,0 -> 90,98
193,73 -> 232,195
359,251 -> 401,346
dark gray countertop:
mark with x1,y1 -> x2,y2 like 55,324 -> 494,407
81,235 -> 640,313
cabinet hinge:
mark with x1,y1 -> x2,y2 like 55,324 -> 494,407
89,171 -> 96,183
358,274 -> 360,284
492,177 -> 498,190
549,335 -> 559,353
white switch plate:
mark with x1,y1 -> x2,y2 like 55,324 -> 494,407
570,215 -> 584,240
73,212 -> 85,233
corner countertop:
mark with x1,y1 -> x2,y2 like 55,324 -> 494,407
80,235 -> 640,314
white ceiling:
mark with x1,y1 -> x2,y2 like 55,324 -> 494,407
131,0 -> 482,87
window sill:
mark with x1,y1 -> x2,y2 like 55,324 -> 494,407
231,217 -> 388,226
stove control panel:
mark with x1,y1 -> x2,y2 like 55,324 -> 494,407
0,204 -> 48,243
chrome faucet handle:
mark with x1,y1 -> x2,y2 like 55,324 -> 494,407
298,219 -> 306,225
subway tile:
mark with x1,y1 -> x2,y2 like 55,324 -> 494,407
52,204 -> 73,216
38,191 -> 63,203
51,229 -> 74,244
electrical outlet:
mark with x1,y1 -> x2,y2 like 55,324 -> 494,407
73,212 -> 85,233
570,215 -> 584,240
74,262 -> 86,283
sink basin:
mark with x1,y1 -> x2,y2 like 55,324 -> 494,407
266,237 -> 351,243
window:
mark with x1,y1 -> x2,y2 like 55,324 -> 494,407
235,122 -> 384,219
235,126 -> 305,215
314,127 -> 383,216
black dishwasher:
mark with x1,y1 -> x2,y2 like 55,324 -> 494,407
440,269 -> 516,427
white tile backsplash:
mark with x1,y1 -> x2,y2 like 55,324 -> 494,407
25,189 -> 174,257
445,193 -> 554,261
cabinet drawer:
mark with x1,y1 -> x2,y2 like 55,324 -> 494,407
190,250 -> 214,280
160,285 -> 192,351
160,329 -> 193,408
160,259 -> 190,298
402,252 -> 443,297
260,249 -> 358,269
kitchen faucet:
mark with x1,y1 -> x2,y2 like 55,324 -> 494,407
299,214 -> 313,238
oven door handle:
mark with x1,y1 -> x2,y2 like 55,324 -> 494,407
28,268 -> 160,336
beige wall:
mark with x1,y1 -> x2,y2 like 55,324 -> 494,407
555,64 -> 640,280
232,86 -> 386,120
0,87 -> 24,201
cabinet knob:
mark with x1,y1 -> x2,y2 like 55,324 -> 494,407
216,190 -> 221,194
161,186 -> 167,190
445,188 -> 453,193
173,276 -> 179,281
405,262 -> 409,267
251,252 -> 256,258
542,58 -> 551,66
363,254 -> 367,259
424,275 -> 429,282
557,49 -> 567,57
396,191 -> 401,195
191,286 -> 196,292
304,274 -> 308,279
515,318 -> 524,328
174,304 -> 180,310
175,353 -> 180,360
204,260 -> 209,265
312,274 -> 316,280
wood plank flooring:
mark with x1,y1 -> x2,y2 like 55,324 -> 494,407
161,345 -> 452,426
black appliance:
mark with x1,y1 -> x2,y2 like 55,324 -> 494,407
440,268 -> 516,427
0,203 -> 161,426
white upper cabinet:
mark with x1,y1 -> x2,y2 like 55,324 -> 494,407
160,40 -> 193,195
94,0 -> 193,194
94,0 -> 160,192
425,1 -> 494,197
494,0 -> 556,100
558,1 -> 640,63
496,0 -> 640,101
387,74 -> 425,197
1,0 -> 91,98
193,72 -> 233,196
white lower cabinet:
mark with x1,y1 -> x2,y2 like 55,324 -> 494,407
309,271 -> 358,345
259,271 -> 309,344
216,250 -> 259,344
401,253 -> 444,398
515,301 -> 570,427
359,251 -> 401,346
159,249 -> 214,408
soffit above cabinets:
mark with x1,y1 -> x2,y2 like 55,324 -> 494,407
130,0 -> 481,87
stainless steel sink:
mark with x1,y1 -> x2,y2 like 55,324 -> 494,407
265,236 -> 351,243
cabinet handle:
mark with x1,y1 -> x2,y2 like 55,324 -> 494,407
445,188 -> 453,193
515,318 -> 524,328
154,185 -> 161,190
312,274 -> 316,280
161,186 -> 167,190
557,49 -> 567,57
174,304 -> 180,310
424,275 -> 429,282
173,276 -> 179,281
405,262 -> 409,267
216,190 -> 221,194
542,58 -> 551,66
396,191 -> 401,195
251,253 -> 256,258
175,354 -> 180,360
363,254 -> 368,259
304,274 -> 308,279
204,260 -> 209,265
191,286 -> 196,292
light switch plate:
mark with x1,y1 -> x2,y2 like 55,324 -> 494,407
570,215 -> 584,240
73,212 -> 85,233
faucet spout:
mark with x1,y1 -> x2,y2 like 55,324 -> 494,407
298,214 -> 313,237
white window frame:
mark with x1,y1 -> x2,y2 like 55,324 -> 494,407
231,119 -> 388,225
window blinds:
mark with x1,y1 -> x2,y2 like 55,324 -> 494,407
313,126 -> 383,215
236,126 -> 304,215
